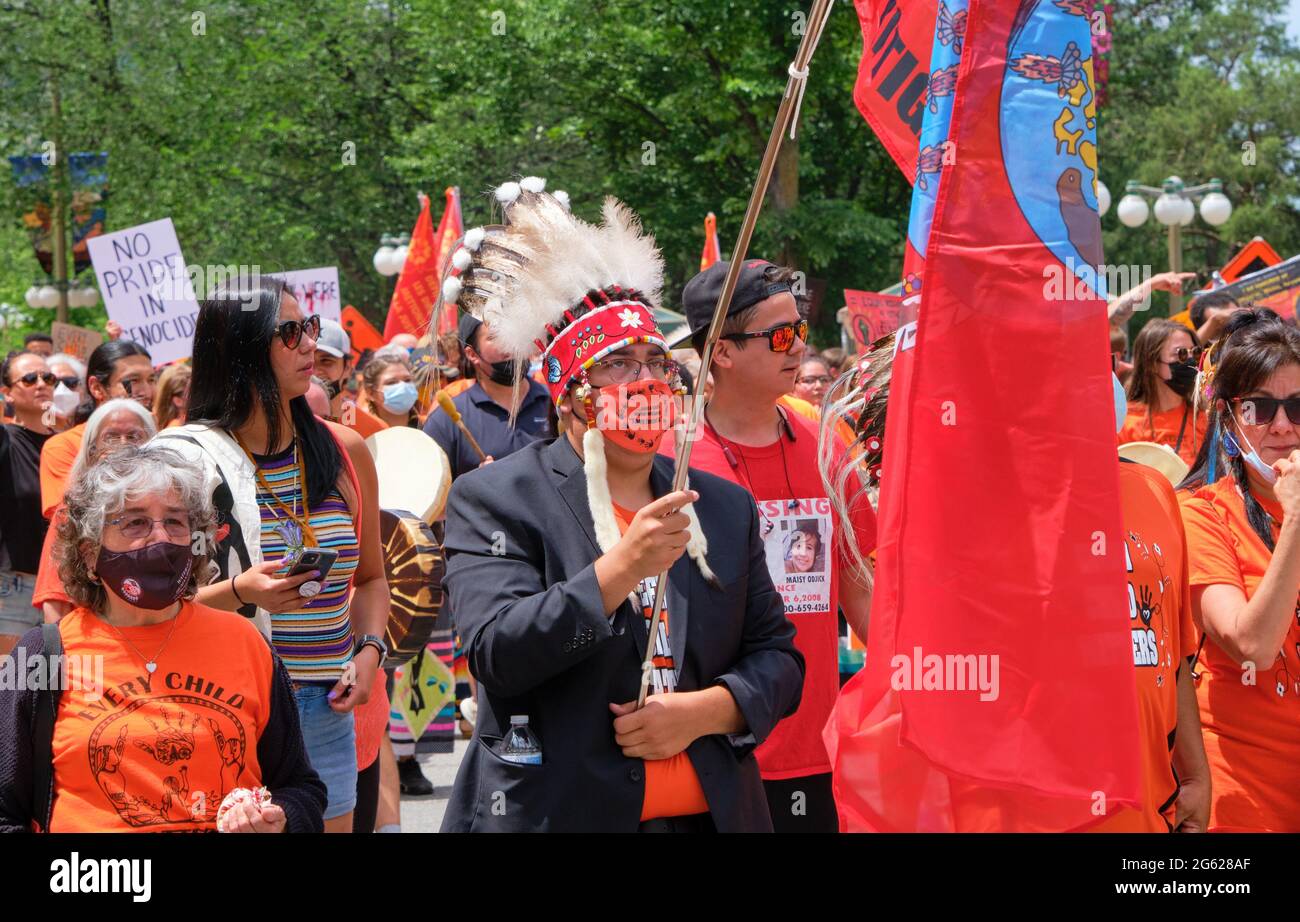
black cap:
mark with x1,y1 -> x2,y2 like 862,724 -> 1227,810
681,259 -> 792,337
457,311 -> 482,349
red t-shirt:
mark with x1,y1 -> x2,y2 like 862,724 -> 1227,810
662,411 -> 877,780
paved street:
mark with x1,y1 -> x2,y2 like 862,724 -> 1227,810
396,738 -> 469,833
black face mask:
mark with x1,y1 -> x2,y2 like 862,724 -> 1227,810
1166,360 -> 1198,398
96,541 -> 194,610
323,376 -> 343,400
483,358 -> 523,387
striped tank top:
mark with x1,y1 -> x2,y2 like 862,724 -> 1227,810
252,443 -> 360,682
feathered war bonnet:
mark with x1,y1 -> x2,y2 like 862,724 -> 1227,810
438,176 -> 715,583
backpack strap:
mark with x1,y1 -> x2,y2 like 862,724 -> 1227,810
32,622 -> 63,832
159,432 -> 257,619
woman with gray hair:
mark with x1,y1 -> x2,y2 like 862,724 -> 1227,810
0,443 -> 326,832
32,398 -> 157,623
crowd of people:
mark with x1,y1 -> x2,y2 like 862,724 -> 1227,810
0,176 -> 1296,834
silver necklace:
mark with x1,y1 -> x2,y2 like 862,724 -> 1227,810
99,606 -> 182,674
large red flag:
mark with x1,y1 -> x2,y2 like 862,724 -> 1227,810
826,0 -> 1141,831
384,187 -> 463,341
851,0 -> 940,181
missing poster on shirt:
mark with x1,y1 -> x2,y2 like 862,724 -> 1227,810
757,497 -> 833,614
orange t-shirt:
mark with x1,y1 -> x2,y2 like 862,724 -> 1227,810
612,503 -> 709,822
342,402 -> 387,438
1091,463 -> 1198,832
441,377 -> 474,400
32,506 -> 69,609
779,394 -> 856,450
1180,476 -> 1300,831
40,423 -> 84,519
48,601 -> 275,832
1117,402 -> 1206,468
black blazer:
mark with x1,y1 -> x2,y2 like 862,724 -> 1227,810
439,436 -> 803,832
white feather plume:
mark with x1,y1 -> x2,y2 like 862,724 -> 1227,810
520,176 -> 547,193
481,192 -> 665,360
451,248 -> 472,271
463,227 -> 486,251
441,275 -> 462,304
494,181 -> 522,206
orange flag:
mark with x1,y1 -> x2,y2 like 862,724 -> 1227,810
700,212 -> 721,271
384,187 -> 463,341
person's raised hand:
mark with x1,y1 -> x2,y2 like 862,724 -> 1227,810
609,490 -> 698,583
1272,449 -> 1300,520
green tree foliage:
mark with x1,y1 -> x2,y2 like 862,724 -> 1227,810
0,0 -> 1296,353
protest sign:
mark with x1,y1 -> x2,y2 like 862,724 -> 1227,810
273,266 -> 342,321
50,321 -> 103,362
1210,253 -> 1300,321
844,289 -> 904,352
86,217 -> 199,366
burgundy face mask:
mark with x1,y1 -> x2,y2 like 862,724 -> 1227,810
96,541 -> 194,610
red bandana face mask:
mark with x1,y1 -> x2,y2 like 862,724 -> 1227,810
589,378 -> 678,453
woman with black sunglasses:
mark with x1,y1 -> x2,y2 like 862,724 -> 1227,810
0,351 -> 56,655
155,280 -> 388,833
1119,319 -> 1206,466
1178,312 -> 1300,830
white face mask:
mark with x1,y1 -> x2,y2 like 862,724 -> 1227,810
1233,423 -> 1278,484
50,382 -> 80,416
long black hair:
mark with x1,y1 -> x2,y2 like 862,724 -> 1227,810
1178,309 -> 1300,552
78,340 -> 152,424
187,278 -> 341,508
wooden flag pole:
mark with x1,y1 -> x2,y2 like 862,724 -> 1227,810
637,0 -> 838,708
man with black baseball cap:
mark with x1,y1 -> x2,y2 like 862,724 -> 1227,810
663,257 -> 876,833
423,312 -> 553,480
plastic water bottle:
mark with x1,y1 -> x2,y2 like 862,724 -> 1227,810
500,715 -> 543,765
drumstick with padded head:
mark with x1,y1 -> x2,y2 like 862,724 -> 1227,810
435,389 -> 488,462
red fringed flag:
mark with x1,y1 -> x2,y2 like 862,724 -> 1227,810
851,0 -> 941,180
384,186 -> 463,341
825,0 -> 1141,831
700,212 -> 722,271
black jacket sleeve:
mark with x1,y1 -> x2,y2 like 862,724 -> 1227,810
0,627 -> 43,833
256,646 -> 327,833
713,497 -> 805,754
443,470 -> 621,698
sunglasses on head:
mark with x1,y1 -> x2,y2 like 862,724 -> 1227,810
276,314 -> 321,349
723,319 -> 809,353
1233,396 -> 1300,427
12,371 -> 57,387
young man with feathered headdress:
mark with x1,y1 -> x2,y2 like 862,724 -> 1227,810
436,177 -> 804,832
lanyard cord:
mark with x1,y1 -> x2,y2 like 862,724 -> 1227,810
703,406 -> 800,514
233,432 -> 319,548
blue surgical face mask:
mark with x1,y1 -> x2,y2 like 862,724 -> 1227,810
1233,424 -> 1278,484
382,381 -> 418,414
1113,372 -> 1127,435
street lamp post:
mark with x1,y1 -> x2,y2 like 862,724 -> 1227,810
1114,176 -> 1233,315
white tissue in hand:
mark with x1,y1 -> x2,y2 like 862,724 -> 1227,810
216,786 -> 272,832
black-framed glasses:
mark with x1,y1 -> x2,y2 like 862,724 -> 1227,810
107,514 -> 192,540
1167,346 -> 1203,365
13,371 -> 57,387
588,356 -> 679,386
277,314 -> 322,349
723,319 -> 809,353
1233,396 -> 1300,427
